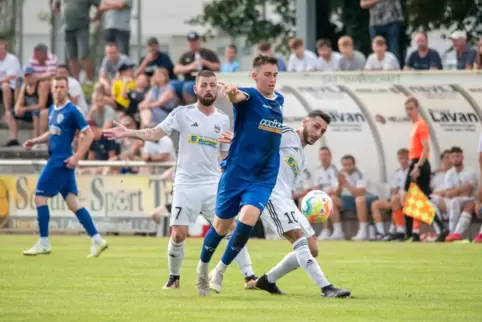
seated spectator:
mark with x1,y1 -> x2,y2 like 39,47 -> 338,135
173,32 -> 220,104
112,62 -> 136,110
141,136 -> 177,175
337,36 -> 366,71
220,44 -> 240,72
287,38 -> 318,72
29,43 -> 58,80
257,41 -> 287,71
56,64 -> 89,116
370,148 -> 409,241
474,38 -> 482,69
450,30 -> 477,70
365,36 -> 400,70
315,39 -> 342,71
123,74 -> 150,127
332,155 -> 378,241
139,68 -> 178,127
99,42 -> 133,91
136,37 -> 176,79
404,32 -> 442,70
311,147 -> 342,240
9,67 -> 51,148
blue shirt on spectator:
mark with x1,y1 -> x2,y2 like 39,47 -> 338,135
405,49 -> 443,70
220,60 -> 240,72
456,46 -> 477,70
276,55 -> 287,71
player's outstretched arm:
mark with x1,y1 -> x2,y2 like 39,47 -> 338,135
218,82 -> 247,103
24,131 -> 50,149
103,121 -> 166,142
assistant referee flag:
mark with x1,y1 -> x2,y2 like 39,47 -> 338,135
403,182 -> 435,224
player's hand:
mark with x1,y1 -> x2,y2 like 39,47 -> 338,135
218,131 -> 233,144
103,121 -> 129,140
218,82 -> 239,99
23,139 -> 35,150
64,155 -> 80,169
337,172 -> 347,185
410,167 -> 420,179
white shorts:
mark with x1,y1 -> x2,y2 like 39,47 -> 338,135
261,196 -> 315,238
170,184 -> 216,226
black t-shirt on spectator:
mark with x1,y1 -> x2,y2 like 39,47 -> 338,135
178,48 -> 220,81
406,49 -> 443,70
138,51 -> 176,79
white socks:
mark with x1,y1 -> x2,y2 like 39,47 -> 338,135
266,252 -> 300,283
332,223 -> 343,235
226,232 -> 255,277
293,237 -> 331,288
454,212 -> 472,235
168,238 -> 185,276
92,234 -> 103,244
375,222 -> 385,235
39,237 -> 49,246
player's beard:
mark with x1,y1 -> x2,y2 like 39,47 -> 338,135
198,94 -> 216,107
302,127 -> 313,145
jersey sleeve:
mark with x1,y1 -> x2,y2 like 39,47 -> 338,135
157,107 -> 182,135
71,106 -> 89,132
233,87 -> 254,109
355,171 -> 366,188
461,169 -> 477,186
219,115 -> 231,152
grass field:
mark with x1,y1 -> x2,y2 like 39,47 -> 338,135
1,235 -> 481,322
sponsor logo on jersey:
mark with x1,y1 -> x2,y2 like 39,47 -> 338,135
188,134 -> 218,148
284,156 -> 299,176
213,124 -> 220,133
258,119 -> 283,134
48,125 -> 61,136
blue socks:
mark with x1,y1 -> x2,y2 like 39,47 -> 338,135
75,208 -> 98,237
221,221 -> 253,266
37,205 -> 50,238
200,227 -> 225,263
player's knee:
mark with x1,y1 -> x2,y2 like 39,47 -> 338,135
238,205 -> 261,226
355,196 -> 366,207
34,196 -> 48,207
463,202 -> 474,213
283,229 -> 303,244
1,82 -> 10,92
170,226 -> 188,243
213,217 -> 231,235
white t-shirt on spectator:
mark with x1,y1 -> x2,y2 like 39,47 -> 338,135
444,167 -> 478,196
0,53 -> 22,89
143,136 -> 177,174
365,52 -> 400,70
312,164 -> 339,191
431,170 -> 447,193
391,168 -> 408,191
287,50 -> 319,72
68,76 -> 88,116
29,53 -> 58,78
340,170 -> 366,196
317,52 -> 342,71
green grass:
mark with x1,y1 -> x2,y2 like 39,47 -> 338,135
0,235 -> 481,322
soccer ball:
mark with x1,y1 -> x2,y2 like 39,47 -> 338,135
301,190 -> 333,223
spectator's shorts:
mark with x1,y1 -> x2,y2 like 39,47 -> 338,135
340,194 -> 378,213
0,87 -> 15,105
170,184 -> 216,226
404,159 -> 431,196
104,29 -> 130,55
65,28 -> 90,59
261,195 -> 315,238
430,195 -> 475,220
9,107 -> 40,122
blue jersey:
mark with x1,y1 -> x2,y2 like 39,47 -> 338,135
221,87 -> 284,184
48,101 -> 89,163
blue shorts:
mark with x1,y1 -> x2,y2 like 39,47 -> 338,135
10,107 -> 40,122
340,194 -> 378,213
35,165 -> 78,199
215,172 -> 275,219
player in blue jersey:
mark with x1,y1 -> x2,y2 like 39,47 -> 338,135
23,76 -> 108,258
196,55 -> 283,296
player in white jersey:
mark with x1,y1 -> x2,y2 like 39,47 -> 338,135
221,110 -> 351,298
103,70 -> 256,289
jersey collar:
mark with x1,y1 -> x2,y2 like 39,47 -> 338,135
54,100 -> 71,111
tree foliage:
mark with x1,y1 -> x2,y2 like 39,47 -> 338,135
0,0 -> 24,52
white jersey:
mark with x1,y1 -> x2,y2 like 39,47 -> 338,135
158,104 -> 231,187
444,167 -> 478,196
312,164 -> 339,191
431,170 -> 447,192
340,170 -> 366,196
391,168 -> 408,191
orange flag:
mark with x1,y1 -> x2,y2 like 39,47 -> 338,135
403,182 -> 435,224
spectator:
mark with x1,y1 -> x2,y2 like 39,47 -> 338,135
257,41 -> 287,71
404,32 -> 443,70
337,36 -> 366,71
431,150 -> 452,194
474,38 -> 482,69
112,62 -> 136,110
332,155 -> 378,241
311,147 -> 342,241
370,148 -> 409,241
123,74 -> 149,127
99,42 -> 133,90
52,0 -> 98,83
220,44 -> 240,73
0,40 -> 23,147
450,30 -> 477,70
56,64 -> 89,116
29,43 -> 58,81
139,68 -> 178,127
360,0 -> 404,66
97,0 -> 132,55
174,32 -> 220,104
365,36 -> 400,70
287,38 -> 318,72
315,39 -> 342,71
142,136 -> 177,175
136,37 -> 175,79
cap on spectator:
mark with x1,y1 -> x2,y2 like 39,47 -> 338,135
117,62 -> 135,72
187,32 -> 200,41
23,66 -> 35,75
449,30 -> 466,40
147,37 -> 159,46
34,43 -> 48,52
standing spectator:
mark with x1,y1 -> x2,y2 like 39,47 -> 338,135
52,0 -> 98,83
315,39 -> 342,71
365,36 -> 400,70
257,41 -> 287,71
449,30 -> 477,70
360,0 -> 404,66
142,136 -> 177,174
404,32 -> 443,70
111,62 -> 136,110
338,36 -> 366,71
287,38 -> 318,72
99,42 -> 133,90
29,43 -> 58,81
136,37 -> 175,79
56,65 -> 89,116
0,40 -> 23,147
124,74 -> 149,127
97,0 -> 132,55
174,32 -> 220,104
220,45 -> 240,73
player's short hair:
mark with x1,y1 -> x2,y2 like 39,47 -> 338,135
338,36 -> 353,48
341,154 -> 356,163
289,38 -> 304,49
450,146 -> 463,154
397,148 -> 409,155
106,42 -> 118,48
195,70 -> 216,83
252,55 -> 278,69
308,109 -> 331,124
53,76 -> 68,85
372,36 -> 386,46
404,96 -> 419,108
257,41 -> 272,52
316,39 -> 331,49
320,146 -> 331,154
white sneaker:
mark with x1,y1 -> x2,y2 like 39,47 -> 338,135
329,232 -> 346,241
196,261 -> 210,296
23,242 -> 52,256
88,239 -> 108,258
351,232 -> 368,241
209,268 -> 224,293
317,229 -> 331,241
